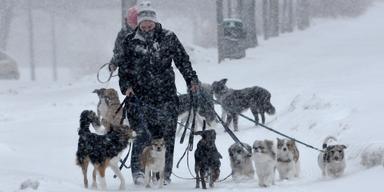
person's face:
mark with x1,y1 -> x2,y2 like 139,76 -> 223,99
139,20 -> 156,32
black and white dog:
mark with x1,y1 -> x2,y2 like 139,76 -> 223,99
318,136 -> 347,177
76,110 -> 135,190
194,129 -> 222,189
177,83 -> 216,133
211,78 -> 275,131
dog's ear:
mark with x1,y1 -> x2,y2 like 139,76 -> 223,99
92,89 -> 99,94
265,140 -> 274,148
220,78 -> 228,85
342,145 -> 347,149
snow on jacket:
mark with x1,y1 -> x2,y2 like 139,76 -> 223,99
117,23 -> 198,105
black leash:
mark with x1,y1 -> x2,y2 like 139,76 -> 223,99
176,91 -> 197,168
97,63 -> 118,84
203,94 -> 324,153
237,112 -> 324,152
113,142 -> 132,178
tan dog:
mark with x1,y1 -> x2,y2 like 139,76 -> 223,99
93,88 -> 123,132
140,138 -> 166,188
276,138 -> 300,180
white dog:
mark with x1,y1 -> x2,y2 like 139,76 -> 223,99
318,136 -> 347,177
253,140 -> 276,187
276,138 -> 300,180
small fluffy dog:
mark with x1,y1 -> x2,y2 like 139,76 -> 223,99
194,129 -> 222,189
360,142 -> 384,168
318,136 -> 347,177
140,138 -> 166,188
228,142 -> 254,181
253,140 -> 276,187
177,83 -> 216,134
76,110 -> 135,190
93,88 -> 123,132
211,78 -> 275,131
276,138 -> 300,180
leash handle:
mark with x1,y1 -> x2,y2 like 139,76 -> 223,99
97,63 -> 117,84
187,91 -> 198,151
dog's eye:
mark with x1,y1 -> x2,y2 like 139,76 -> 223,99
229,153 -> 233,156
237,150 -> 242,154
339,150 -> 343,153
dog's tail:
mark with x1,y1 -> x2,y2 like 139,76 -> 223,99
322,136 -> 338,149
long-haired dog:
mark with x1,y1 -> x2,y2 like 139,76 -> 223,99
93,88 -> 123,133
228,142 -> 254,181
360,142 -> 384,168
318,136 -> 347,177
211,78 -> 275,131
177,83 -> 216,134
253,140 -> 276,187
194,129 -> 222,189
76,110 -> 135,190
140,137 -> 166,188
276,138 -> 300,180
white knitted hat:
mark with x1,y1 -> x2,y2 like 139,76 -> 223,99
137,1 -> 157,24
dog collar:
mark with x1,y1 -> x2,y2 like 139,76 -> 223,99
277,158 -> 292,163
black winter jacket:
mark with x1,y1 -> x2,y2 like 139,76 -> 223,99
117,24 -> 198,105
110,26 -> 134,67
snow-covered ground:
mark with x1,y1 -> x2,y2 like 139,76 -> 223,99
1,2 -> 384,192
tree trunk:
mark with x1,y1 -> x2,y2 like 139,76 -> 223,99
0,0 -> 14,51
242,0 -> 257,48
287,0 -> 294,32
217,0 -> 224,63
297,0 -> 310,30
262,0 -> 270,40
269,0 -> 279,37
27,0 -> 36,81
50,10 -> 58,81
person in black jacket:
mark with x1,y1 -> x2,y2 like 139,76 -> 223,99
109,5 -> 138,72
116,1 -> 199,185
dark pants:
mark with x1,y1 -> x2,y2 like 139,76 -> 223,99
126,96 -> 178,180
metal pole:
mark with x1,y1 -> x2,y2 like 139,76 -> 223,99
27,0 -> 35,81
50,10 -> 58,81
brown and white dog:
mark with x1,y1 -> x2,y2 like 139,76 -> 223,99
76,110 -> 136,190
276,138 -> 300,180
318,136 -> 347,177
93,88 -> 123,133
140,138 -> 166,188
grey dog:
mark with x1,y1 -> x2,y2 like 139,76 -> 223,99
318,136 -> 347,177
228,142 -> 254,181
211,78 -> 275,131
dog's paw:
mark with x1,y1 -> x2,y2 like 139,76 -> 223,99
119,184 -> 126,190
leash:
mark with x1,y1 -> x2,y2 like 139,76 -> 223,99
217,172 -> 232,183
113,142 -> 132,178
236,112 -> 324,152
97,63 -> 118,84
201,93 -> 324,153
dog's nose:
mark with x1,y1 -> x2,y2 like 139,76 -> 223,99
157,147 -> 161,151
335,156 -> 339,160
283,147 -> 287,151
